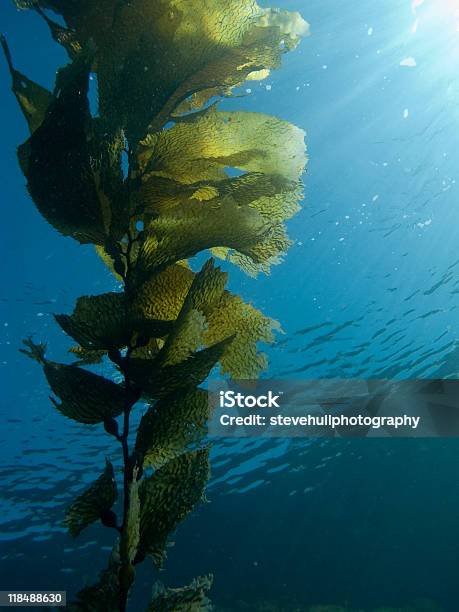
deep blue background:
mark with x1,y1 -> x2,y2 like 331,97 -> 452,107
2,1 -> 459,609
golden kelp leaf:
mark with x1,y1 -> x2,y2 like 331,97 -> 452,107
55,292 -> 174,350
94,245 -> 124,281
18,52 -> 109,244
64,460 -> 117,537
132,264 -> 194,322
135,109 -> 306,275
134,175 -> 221,215
159,259 -> 226,366
158,309 -> 207,367
220,222 -> 292,277
17,2 -> 308,140
56,292 -> 126,350
92,0 -> 307,139
142,107 -> 306,184
186,259 -> 228,315
130,335 -> 233,400
204,293 -> 279,378
130,264 -> 276,377
132,199 -> 269,281
1,36 -> 52,134
138,171 -> 299,217
141,6 -> 310,134
135,389 -> 210,469
136,449 -> 210,567
148,575 -> 213,612
41,358 -> 127,424
137,171 -> 303,275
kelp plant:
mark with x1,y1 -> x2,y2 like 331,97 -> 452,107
3,1 -> 308,609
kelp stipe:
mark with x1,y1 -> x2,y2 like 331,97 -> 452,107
4,1 -> 308,609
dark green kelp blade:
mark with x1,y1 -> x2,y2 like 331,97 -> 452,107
45,362 -> 129,424
136,448 -> 210,567
17,49 -> 109,244
20,337 -> 129,424
129,335 -> 234,400
64,460 -> 117,537
55,292 -> 174,351
1,35 -> 52,134
67,543 -> 120,611
148,575 -> 213,612
135,388 -> 210,469
33,4 -> 82,59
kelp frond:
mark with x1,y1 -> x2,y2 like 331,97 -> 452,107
10,0 -> 308,608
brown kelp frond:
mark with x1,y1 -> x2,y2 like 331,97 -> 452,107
204,292 -> 280,379
131,198 -> 269,283
33,5 -> 82,58
19,336 -> 47,364
55,292 -> 174,351
129,335 -> 234,400
68,346 -> 106,366
63,459 -> 118,537
157,259 -> 227,366
140,107 -> 306,183
135,388 -> 210,469
67,543 -> 121,611
11,0 -> 308,607
148,575 -> 213,612
135,107 -> 306,275
43,360 -> 131,424
131,262 -> 278,378
136,449 -> 210,567
120,474 -> 141,568
1,35 -> 52,134
16,1 -> 308,142
55,292 -> 127,350
17,49 -> 109,244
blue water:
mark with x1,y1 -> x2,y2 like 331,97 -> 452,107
2,0 -> 459,610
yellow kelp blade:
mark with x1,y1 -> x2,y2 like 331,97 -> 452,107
141,107 -> 306,184
55,292 -> 174,351
135,108 -> 306,274
204,291 -> 280,378
26,0 -> 308,141
136,171 -> 303,275
158,259 -> 227,366
129,264 -> 278,379
132,198 -> 270,282
45,361 -> 128,424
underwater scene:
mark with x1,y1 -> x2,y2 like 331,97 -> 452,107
2,0 -> 459,610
